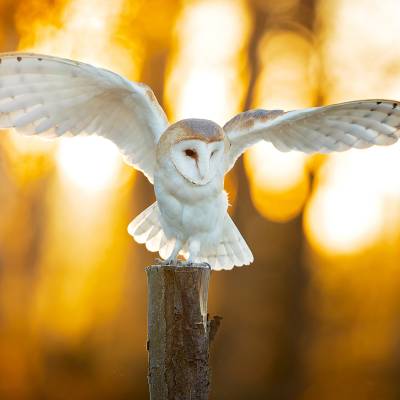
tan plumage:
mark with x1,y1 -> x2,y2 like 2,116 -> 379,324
156,119 -> 225,160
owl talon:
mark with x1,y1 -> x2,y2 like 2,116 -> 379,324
177,260 -> 211,269
177,260 -> 191,267
155,258 -> 176,266
155,258 -> 210,269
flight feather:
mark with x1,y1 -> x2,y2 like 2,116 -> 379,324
0,52 -> 169,182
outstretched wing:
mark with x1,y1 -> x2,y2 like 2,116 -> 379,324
223,100 -> 400,172
0,52 -> 169,183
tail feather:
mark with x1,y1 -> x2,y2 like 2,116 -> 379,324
159,238 -> 175,259
128,202 -> 175,258
128,204 -> 157,242
197,214 -> 253,270
129,204 -> 253,270
147,230 -> 164,252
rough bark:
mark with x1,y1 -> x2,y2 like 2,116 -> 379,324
146,264 -> 220,400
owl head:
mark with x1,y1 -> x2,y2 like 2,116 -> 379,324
157,119 -> 227,186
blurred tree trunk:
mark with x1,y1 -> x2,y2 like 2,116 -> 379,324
210,1 -> 319,399
0,0 -> 20,50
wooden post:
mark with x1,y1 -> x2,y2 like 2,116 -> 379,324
146,264 -> 221,400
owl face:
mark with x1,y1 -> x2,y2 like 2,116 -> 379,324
170,139 -> 224,185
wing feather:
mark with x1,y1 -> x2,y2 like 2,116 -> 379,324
0,52 -> 169,182
223,100 -> 400,172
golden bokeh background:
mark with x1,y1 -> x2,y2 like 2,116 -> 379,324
1,0 -> 400,399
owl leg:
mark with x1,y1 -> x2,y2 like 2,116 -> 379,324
187,239 -> 201,263
163,239 -> 182,265
180,240 -> 210,268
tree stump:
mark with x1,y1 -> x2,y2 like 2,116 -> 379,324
146,264 -> 221,400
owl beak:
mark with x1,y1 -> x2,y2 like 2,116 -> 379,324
196,158 -> 210,184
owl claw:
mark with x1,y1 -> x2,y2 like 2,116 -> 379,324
177,260 -> 191,267
178,260 -> 211,269
155,258 -> 175,266
155,258 -> 210,269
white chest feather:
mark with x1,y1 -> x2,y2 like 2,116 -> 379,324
154,160 -> 227,243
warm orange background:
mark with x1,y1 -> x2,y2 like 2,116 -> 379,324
1,0 -> 400,399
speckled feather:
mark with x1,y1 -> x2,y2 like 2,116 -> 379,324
0,52 -> 168,183
224,100 -> 400,172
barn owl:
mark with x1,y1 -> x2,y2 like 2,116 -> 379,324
1,53 -> 400,270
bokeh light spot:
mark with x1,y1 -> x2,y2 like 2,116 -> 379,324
305,184 -> 383,254
57,136 -> 121,191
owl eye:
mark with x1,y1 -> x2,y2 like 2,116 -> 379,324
184,149 -> 197,158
